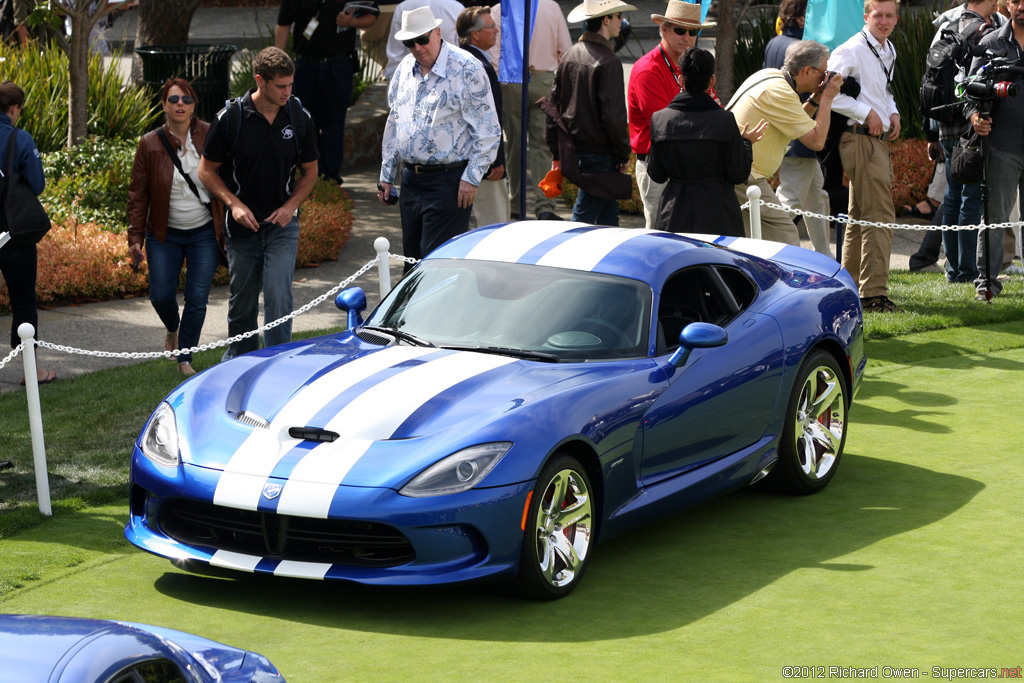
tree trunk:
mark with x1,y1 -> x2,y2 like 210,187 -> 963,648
59,0 -> 111,147
131,0 -> 203,83
714,0 -> 738,104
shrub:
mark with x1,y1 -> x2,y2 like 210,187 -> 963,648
890,137 -> 934,213
1,40 -> 159,154
732,6 -> 779,88
559,154 -> 643,216
40,137 -> 137,233
890,1 -> 944,140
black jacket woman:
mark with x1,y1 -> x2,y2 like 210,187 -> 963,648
0,81 -> 55,384
648,47 -> 766,237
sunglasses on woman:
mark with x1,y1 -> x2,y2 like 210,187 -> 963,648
166,95 -> 195,105
402,34 -> 431,48
672,26 -> 700,37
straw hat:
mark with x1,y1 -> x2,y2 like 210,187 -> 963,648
651,0 -> 716,29
566,0 -> 638,24
394,6 -> 443,41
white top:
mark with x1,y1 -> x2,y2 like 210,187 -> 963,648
827,27 -> 900,127
167,130 -> 212,230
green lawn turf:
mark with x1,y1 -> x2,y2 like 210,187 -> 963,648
2,322 -> 1023,681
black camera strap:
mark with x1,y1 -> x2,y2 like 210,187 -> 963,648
860,31 -> 895,87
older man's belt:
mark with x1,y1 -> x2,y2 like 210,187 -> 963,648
411,161 -> 468,174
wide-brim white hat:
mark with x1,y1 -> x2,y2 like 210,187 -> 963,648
652,1 -> 716,29
394,6 -> 443,41
567,0 -> 638,24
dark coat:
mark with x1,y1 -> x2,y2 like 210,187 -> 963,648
465,44 -> 505,175
648,90 -> 752,237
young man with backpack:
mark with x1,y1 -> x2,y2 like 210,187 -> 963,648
199,47 -> 319,360
921,0 -> 1003,284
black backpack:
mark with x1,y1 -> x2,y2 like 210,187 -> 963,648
920,19 -> 989,124
221,94 -> 306,159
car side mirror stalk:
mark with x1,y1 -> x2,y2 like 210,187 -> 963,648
336,287 -> 367,330
668,323 -> 728,367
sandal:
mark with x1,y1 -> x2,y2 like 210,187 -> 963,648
178,361 -> 196,377
21,369 -> 57,386
903,198 -> 940,220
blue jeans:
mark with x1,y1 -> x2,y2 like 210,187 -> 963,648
572,153 -> 620,226
940,139 -> 980,283
294,55 -> 353,183
223,217 -> 300,359
145,222 -> 220,363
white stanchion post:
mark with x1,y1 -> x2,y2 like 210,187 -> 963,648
374,237 -> 391,299
746,184 -> 762,241
18,323 -> 51,517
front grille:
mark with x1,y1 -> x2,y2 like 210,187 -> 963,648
159,499 -> 415,567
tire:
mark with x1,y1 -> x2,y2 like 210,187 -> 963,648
770,350 -> 849,495
512,454 -> 595,600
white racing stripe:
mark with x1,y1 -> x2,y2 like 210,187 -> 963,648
466,221 -> 585,263
213,346 -> 436,511
536,227 -> 659,271
275,351 -> 516,518
705,236 -> 788,261
210,549 -> 261,573
274,560 -> 332,580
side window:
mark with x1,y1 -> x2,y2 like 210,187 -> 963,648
656,266 -> 751,354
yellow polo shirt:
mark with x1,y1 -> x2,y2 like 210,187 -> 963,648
728,69 -> 816,179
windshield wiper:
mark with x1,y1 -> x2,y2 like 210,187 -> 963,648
361,326 -> 436,348
441,345 -> 560,363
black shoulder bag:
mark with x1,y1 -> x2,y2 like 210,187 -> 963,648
156,127 -> 212,213
0,130 -> 51,248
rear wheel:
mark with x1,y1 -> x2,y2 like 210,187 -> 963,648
513,454 -> 594,600
770,350 -> 848,494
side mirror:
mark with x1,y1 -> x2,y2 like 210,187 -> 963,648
335,287 -> 367,330
668,322 -> 728,368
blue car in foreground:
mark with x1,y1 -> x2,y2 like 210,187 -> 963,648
126,222 -> 865,599
0,614 -> 285,682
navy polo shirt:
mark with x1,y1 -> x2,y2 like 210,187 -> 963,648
204,89 -> 319,237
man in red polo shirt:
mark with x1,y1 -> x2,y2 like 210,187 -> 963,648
627,0 -> 715,229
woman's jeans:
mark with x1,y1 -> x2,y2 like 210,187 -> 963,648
145,221 -> 221,364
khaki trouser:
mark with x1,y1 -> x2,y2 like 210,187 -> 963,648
635,156 -> 666,230
472,176 -> 511,227
502,73 -> 557,218
735,176 -> 800,246
839,132 -> 895,299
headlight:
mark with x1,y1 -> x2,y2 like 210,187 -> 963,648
400,442 -> 512,497
140,402 -> 180,467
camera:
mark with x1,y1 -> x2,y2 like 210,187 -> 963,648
377,182 -> 399,205
962,52 -> 1024,113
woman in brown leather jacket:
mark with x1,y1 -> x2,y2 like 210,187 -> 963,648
127,78 -> 223,377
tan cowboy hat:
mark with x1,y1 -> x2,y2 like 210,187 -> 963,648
651,0 -> 716,29
395,6 -> 443,41
566,0 -> 638,24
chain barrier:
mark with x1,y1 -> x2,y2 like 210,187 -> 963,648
35,256 -> 391,362
740,199 -> 1024,233
0,342 -> 24,372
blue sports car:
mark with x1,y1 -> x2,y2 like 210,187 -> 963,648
0,614 -> 285,682
126,222 -> 865,599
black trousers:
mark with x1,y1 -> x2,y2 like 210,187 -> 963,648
0,244 -> 38,348
399,163 -> 471,269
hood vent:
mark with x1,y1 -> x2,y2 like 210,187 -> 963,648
356,330 -> 392,346
235,411 -> 270,429
289,426 -> 340,443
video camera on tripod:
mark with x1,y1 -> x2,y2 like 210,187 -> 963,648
959,50 -> 1024,114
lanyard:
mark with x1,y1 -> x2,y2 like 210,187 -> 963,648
860,31 -> 894,86
659,46 -> 683,92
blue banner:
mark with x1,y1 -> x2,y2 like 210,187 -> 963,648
700,0 -> 711,23
804,0 -> 863,51
499,0 -> 539,84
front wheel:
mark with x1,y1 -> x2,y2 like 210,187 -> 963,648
770,350 -> 849,495
512,454 -> 595,600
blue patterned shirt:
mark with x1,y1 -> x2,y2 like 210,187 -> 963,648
380,42 -> 501,187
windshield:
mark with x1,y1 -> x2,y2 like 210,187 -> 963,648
365,260 -> 652,361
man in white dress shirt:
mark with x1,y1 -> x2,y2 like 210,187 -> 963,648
827,0 -> 902,313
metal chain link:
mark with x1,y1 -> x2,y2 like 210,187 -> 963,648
36,256 -> 385,361
0,342 -> 24,371
740,199 -> 1024,232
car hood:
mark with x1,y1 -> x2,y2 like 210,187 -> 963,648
161,336 -> 653,510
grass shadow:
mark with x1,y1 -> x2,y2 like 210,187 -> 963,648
151,453 -> 982,642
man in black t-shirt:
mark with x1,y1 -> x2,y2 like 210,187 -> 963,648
199,47 -> 319,360
276,0 -> 378,186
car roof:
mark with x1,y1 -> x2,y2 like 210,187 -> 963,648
427,222 -> 727,288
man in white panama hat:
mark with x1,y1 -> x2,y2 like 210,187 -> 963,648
378,6 -> 501,266
547,0 -> 636,225
628,0 -> 715,229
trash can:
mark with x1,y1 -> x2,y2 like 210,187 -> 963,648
136,44 -> 238,123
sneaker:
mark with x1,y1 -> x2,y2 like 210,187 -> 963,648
910,263 -> 944,274
861,295 -> 902,313
536,211 -> 564,221
1003,262 -> 1024,276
